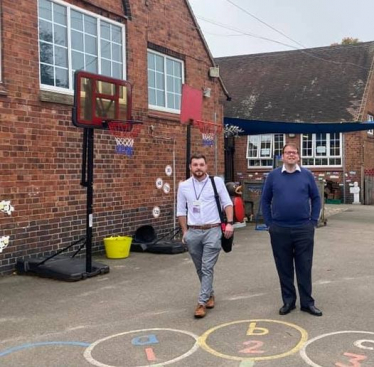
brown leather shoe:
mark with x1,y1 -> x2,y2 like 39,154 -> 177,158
206,296 -> 215,309
194,304 -> 206,318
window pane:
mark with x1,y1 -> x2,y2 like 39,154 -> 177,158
302,134 -> 313,156
55,46 -> 67,67
71,10 -> 83,31
101,23 -> 110,40
149,88 -> 156,105
112,43 -> 121,62
54,24 -> 67,46
101,40 -> 111,58
112,26 -> 122,43
71,30 -> 83,50
167,75 -> 174,92
247,136 -> 259,158
84,15 -> 97,35
85,35 -> 97,55
39,0 -> 52,21
72,51 -> 84,71
112,62 -> 122,79
156,90 -> 165,106
315,133 -> 327,156
167,93 -> 174,109
85,55 -> 97,73
101,59 -> 111,76
155,54 -> 164,71
39,20 -> 53,42
260,135 -> 271,157
148,70 -> 155,88
55,67 -> 68,87
54,4 -> 66,26
40,64 -> 54,85
40,42 -> 53,64
156,72 -> 164,90
166,58 -> 174,74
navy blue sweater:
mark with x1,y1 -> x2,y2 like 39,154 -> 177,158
261,167 -> 321,227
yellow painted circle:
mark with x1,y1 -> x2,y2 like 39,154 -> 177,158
198,319 -> 308,361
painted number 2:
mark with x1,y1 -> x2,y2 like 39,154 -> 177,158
335,352 -> 367,367
239,340 -> 265,354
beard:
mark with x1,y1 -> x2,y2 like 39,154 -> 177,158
192,170 -> 206,179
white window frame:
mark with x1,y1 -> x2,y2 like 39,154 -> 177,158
367,113 -> 374,136
38,0 -> 126,95
246,134 -> 285,168
147,49 -> 184,114
301,133 -> 342,167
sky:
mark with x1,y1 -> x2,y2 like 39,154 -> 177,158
188,0 -> 374,57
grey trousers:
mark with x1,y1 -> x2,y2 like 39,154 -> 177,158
184,227 -> 221,305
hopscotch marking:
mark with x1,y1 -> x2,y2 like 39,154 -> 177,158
300,331 -> 374,367
198,319 -> 308,362
83,328 -> 199,367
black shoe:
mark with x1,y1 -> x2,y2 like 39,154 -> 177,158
279,303 -> 296,315
300,305 -> 323,316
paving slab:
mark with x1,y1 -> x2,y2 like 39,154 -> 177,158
1,204 -> 374,366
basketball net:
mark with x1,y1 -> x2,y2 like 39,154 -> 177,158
195,120 -> 223,146
107,121 -> 142,156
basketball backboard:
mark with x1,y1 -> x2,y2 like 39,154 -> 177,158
72,71 -> 132,129
180,84 -> 202,124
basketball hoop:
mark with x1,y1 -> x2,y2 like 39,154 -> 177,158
195,120 -> 223,146
107,120 -> 142,156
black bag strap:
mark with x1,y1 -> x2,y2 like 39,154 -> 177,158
210,176 -> 225,224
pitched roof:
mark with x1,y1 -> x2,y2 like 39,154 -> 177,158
216,42 -> 374,122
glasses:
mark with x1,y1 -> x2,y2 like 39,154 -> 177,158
283,150 -> 298,155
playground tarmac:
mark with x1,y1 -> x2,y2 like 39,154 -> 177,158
1,204 -> 374,367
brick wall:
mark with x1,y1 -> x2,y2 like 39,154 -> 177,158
0,0 -> 226,275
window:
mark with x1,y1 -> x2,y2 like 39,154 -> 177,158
147,50 -> 184,113
38,0 -> 125,92
301,133 -> 342,166
246,134 -> 285,167
367,114 -> 374,136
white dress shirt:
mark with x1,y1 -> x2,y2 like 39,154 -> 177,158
177,175 -> 233,225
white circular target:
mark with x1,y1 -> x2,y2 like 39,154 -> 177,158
156,178 -> 163,189
163,183 -> 171,194
152,206 -> 161,218
165,165 -> 172,176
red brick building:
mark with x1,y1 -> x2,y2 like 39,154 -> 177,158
0,0 -> 229,275
217,43 -> 374,206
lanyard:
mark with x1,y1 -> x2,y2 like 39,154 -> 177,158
192,178 -> 208,201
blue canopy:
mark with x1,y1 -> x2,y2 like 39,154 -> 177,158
224,117 -> 374,135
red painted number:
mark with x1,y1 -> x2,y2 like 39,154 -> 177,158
335,352 -> 367,367
239,340 -> 265,354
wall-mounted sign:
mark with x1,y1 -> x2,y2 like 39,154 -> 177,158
163,183 -> 171,194
156,178 -> 163,189
165,165 -> 172,177
152,206 -> 161,218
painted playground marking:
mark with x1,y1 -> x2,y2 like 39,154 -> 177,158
83,328 -> 199,367
198,319 -> 308,362
0,341 -> 90,357
300,331 -> 374,367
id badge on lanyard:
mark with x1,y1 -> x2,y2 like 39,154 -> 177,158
192,200 -> 201,213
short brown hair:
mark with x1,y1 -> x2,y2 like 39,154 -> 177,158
190,154 -> 207,164
282,143 -> 299,154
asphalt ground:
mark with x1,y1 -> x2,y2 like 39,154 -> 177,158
1,204 -> 374,367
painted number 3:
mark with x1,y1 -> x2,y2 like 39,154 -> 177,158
335,352 -> 367,367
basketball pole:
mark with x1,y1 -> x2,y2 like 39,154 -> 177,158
81,128 -> 94,273
186,122 -> 191,179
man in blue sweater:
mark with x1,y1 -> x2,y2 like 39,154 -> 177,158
261,143 -> 322,316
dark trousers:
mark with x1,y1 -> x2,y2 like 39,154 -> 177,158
269,222 -> 315,308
